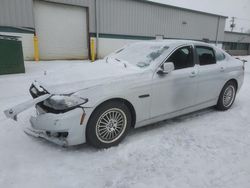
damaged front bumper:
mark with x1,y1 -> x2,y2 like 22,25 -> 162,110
25,107 -> 90,146
4,81 -> 93,146
24,127 -> 68,146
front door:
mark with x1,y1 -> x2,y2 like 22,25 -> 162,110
151,45 -> 198,118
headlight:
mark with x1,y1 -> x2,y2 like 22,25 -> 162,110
43,95 -> 88,111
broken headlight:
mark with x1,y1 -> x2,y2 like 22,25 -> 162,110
43,95 -> 88,111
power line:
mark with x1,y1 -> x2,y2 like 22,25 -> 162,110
234,17 -> 250,22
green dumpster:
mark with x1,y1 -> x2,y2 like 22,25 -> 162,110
0,35 -> 25,75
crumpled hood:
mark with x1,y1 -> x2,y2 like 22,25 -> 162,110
35,59 -> 144,94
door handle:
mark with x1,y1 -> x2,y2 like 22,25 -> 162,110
220,66 -> 225,72
189,71 -> 197,78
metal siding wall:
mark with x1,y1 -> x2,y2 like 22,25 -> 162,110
0,0 -> 34,28
44,0 -> 90,6
0,0 -> 227,42
217,18 -> 226,41
224,32 -> 250,43
99,0 -> 225,41
0,0 -> 95,32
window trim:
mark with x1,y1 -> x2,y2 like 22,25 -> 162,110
156,45 -> 195,72
215,49 -> 226,61
195,45 -> 217,66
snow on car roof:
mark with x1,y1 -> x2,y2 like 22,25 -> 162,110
133,39 -> 212,48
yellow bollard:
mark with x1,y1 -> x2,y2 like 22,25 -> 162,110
33,35 -> 39,62
90,38 -> 95,62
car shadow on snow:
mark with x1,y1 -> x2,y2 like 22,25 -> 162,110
26,106 -> 225,152
128,106 -> 218,136
23,130 -> 96,152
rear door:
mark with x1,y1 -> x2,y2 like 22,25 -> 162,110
195,46 -> 224,104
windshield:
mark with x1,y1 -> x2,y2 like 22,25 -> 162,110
109,43 -> 169,68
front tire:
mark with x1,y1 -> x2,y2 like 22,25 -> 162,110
216,81 -> 237,111
86,101 -> 131,148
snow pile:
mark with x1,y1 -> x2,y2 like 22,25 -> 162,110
0,58 -> 250,188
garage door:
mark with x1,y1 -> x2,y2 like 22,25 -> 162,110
34,1 -> 88,60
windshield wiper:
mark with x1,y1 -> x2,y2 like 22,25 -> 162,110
106,57 -> 127,68
115,58 -> 127,68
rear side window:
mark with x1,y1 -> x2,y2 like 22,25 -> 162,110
215,49 -> 226,61
196,46 -> 216,66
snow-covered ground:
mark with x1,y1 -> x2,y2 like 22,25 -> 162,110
0,57 -> 250,188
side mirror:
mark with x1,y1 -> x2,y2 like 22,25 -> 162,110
157,62 -> 174,75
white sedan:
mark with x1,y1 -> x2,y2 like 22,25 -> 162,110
4,40 -> 245,148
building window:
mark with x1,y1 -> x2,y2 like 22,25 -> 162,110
223,42 -> 249,51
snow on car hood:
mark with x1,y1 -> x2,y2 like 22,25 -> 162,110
35,59 -> 146,94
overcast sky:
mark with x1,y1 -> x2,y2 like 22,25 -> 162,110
150,0 -> 250,33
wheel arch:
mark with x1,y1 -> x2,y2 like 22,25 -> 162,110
226,78 -> 238,91
87,98 -> 136,129
216,78 -> 238,111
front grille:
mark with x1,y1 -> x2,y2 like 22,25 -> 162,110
46,131 -> 69,138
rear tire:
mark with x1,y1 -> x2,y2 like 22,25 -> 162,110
86,101 -> 131,148
216,81 -> 237,111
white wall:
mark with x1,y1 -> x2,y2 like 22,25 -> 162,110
93,37 -> 144,58
0,33 -> 223,61
93,37 -> 224,58
0,32 -> 34,60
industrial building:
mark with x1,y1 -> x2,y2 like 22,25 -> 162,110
223,31 -> 250,55
0,0 -> 249,61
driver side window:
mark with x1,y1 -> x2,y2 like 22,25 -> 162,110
166,46 -> 194,70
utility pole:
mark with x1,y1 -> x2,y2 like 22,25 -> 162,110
230,17 -> 236,32
215,16 -> 221,46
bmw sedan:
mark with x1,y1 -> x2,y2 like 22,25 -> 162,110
4,40 -> 245,148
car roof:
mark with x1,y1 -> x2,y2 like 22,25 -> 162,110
133,39 -> 214,49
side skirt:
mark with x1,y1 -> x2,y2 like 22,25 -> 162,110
135,99 -> 217,128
